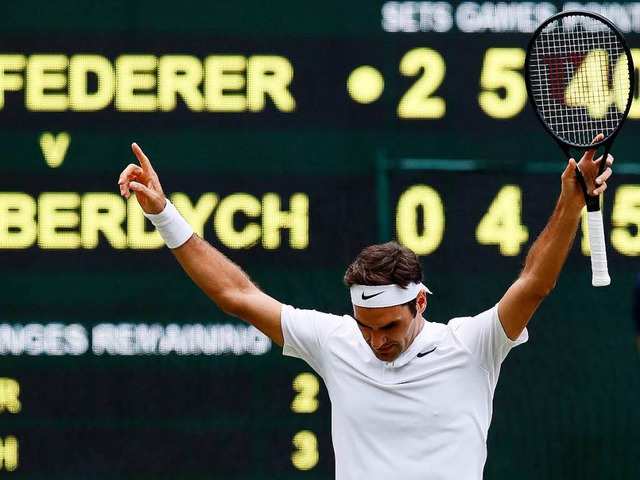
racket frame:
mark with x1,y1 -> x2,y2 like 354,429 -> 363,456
525,10 -> 635,168
524,10 -> 635,286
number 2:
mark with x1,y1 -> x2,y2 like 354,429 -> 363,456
291,372 -> 319,413
397,48 -> 446,119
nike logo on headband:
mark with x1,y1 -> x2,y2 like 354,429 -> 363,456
361,291 -> 384,301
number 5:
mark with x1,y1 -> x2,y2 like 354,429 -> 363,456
478,48 -> 527,119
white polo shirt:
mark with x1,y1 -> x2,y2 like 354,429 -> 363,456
281,303 -> 527,480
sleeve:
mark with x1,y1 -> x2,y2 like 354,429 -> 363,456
280,304 -> 343,377
449,304 -> 528,374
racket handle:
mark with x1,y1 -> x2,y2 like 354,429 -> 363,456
587,210 -> 611,287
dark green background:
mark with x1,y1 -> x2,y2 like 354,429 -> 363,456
1,1 -> 640,478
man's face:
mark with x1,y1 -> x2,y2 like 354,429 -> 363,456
353,292 -> 426,362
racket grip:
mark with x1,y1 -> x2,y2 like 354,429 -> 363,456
587,210 -> 611,287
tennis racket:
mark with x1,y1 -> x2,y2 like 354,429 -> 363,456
525,10 -> 635,287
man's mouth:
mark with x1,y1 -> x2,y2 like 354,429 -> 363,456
373,344 -> 394,354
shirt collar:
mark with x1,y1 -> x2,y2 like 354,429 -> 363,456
386,319 -> 439,368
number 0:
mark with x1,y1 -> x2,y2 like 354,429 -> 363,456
396,185 -> 445,255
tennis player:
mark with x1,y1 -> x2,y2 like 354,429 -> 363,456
118,141 -> 613,480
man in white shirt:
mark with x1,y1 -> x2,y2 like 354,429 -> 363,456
281,296 -> 524,479
118,139 -> 612,479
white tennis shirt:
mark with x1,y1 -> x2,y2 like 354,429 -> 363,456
281,303 -> 527,480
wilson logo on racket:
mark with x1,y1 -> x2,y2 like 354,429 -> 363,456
539,50 -> 631,118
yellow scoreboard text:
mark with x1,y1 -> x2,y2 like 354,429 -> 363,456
0,191 -> 309,250
0,54 -> 295,113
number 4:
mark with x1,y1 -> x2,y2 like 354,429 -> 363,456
476,185 -> 529,256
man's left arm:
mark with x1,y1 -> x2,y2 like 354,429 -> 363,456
498,144 -> 613,340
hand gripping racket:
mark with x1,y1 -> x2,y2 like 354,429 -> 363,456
525,10 -> 635,287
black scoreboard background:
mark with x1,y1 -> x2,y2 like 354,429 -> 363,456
2,1 -> 640,479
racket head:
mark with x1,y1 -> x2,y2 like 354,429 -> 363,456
525,10 -> 635,150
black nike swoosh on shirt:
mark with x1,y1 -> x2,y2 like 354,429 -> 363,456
417,347 -> 437,358
361,291 -> 384,300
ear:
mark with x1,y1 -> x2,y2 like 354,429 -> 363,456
416,290 -> 428,314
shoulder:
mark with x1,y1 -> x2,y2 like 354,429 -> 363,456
281,304 -> 354,339
444,304 -> 527,371
446,305 -> 499,332
282,304 -> 348,324
280,304 -> 361,370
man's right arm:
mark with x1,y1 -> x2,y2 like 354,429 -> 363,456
171,234 -> 284,346
118,143 -> 284,346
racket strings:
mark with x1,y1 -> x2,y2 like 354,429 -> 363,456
528,15 -> 632,146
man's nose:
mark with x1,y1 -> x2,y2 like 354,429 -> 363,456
370,330 -> 386,349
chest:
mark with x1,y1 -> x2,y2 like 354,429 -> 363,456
324,342 -> 491,434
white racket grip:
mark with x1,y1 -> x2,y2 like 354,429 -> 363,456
587,210 -> 611,287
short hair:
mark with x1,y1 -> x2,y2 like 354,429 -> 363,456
343,241 -> 423,316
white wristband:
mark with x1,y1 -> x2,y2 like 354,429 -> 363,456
144,198 -> 194,249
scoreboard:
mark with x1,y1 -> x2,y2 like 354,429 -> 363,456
2,1 -> 640,479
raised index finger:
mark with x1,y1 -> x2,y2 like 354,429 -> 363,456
131,142 -> 155,172
583,133 -> 605,162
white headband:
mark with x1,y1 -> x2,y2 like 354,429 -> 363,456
350,282 -> 432,308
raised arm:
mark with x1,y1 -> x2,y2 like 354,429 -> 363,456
118,143 -> 284,346
498,139 -> 613,340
